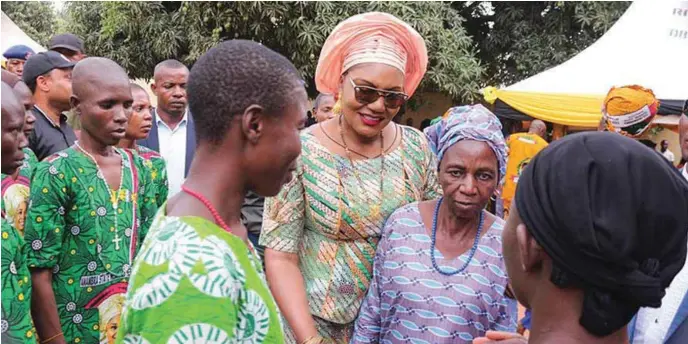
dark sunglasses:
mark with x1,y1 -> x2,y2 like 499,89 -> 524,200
349,78 -> 409,109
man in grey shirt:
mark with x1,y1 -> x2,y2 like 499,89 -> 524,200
23,51 -> 76,161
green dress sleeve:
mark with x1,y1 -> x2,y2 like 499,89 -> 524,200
422,149 -> 441,200
415,127 -> 442,200
259,163 -> 306,254
153,157 -> 169,204
134,155 -> 159,241
24,160 -> 69,269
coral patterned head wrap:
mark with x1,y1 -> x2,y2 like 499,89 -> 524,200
315,12 -> 428,97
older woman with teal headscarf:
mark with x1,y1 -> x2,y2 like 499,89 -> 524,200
353,104 -> 516,344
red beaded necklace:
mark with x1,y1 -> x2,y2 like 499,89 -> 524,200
181,184 -> 261,254
182,185 -> 261,251
181,185 -> 256,255
181,184 -> 235,232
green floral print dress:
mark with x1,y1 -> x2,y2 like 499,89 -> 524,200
116,210 -> 285,343
23,147 -> 159,344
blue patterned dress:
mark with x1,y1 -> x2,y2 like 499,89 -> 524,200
352,202 -> 517,343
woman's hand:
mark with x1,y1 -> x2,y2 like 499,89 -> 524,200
264,248 -> 319,342
473,331 -> 528,344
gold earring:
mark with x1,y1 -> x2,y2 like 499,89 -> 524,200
332,93 -> 342,116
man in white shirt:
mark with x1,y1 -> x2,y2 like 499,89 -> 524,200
138,60 -> 196,197
629,103 -> 688,344
659,139 -> 675,164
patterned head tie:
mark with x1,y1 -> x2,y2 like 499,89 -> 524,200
602,85 -> 659,138
424,104 -> 507,185
315,12 -> 428,97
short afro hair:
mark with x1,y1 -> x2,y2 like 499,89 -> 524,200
188,39 -> 304,144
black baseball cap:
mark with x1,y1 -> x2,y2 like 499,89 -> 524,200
48,33 -> 84,53
22,51 -> 75,85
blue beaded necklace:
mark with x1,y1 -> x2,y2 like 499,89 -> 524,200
430,197 -> 485,276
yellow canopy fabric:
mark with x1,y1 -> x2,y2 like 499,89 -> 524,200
483,87 -> 605,127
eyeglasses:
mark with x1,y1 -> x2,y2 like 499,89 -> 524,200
349,78 -> 409,109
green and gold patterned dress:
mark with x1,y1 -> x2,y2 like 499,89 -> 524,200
1,148 -> 39,343
116,209 -> 285,343
24,147 -> 159,344
260,125 -> 440,342
2,148 -> 39,237
133,145 -> 169,204
2,193 -> 37,343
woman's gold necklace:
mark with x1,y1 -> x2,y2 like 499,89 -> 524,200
338,115 -> 385,220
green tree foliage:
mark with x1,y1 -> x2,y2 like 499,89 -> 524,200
5,1 -> 630,99
457,1 -> 630,86
61,1 -> 483,101
2,1 -> 56,46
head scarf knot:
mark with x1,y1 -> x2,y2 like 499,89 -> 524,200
515,132 -> 688,337
602,85 -> 659,137
315,12 -> 428,97
423,104 -> 507,185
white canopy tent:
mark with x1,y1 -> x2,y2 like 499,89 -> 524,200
507,0 -> 688,99
1,11 -> 46,59
485,0 -> 688,127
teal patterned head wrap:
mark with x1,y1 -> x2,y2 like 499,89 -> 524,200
423,104 -> 508,184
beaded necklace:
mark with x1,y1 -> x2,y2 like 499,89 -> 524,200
75,142 -> 136,277
181,185 -> 256,255
430,197 -> 484,276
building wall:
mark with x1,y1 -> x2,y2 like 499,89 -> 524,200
641,128 -> 682,165
402,92 -> 454,128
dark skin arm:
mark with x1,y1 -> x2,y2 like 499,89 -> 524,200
264,248 -> 319,342
31,268 -> 66,344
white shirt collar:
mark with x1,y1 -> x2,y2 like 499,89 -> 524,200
156,108 -> 188,131
682,164 -> 688,181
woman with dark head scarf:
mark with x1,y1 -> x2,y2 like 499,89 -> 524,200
476,132 -> 688,344
353,105 -> 516,343
260,12 -> 439,344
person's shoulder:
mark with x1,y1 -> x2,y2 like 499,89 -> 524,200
23,147 -> 38,164
385,201 -> 422,227
299,126 -> 318,142
401,125 -> 427,144
125,148 -> 157,176
38,147 -> 76,169
489,215 -> 506,232
297,125 -> 329,158
135,145 -> 163,160
401,124 -> 435,157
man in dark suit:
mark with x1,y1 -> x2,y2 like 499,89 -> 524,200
138,60 -> 195,198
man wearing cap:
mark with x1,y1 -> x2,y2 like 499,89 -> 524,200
23,51 -> 77,161
48,33 -> 86,62
3,45 -> 35,78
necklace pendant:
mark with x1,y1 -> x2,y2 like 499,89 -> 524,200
112,231 -> 122,250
